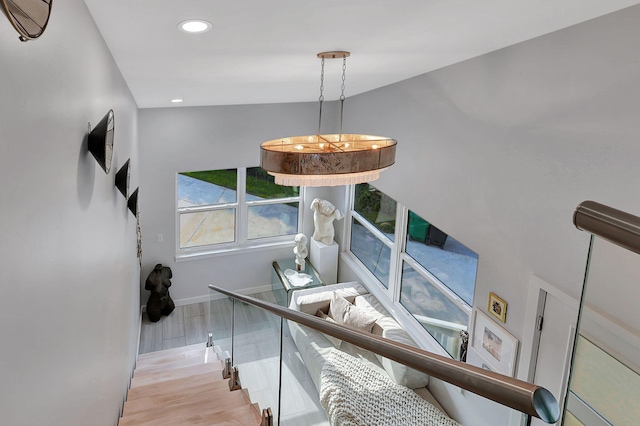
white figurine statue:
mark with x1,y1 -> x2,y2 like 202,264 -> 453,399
293,233 -> 308,271
310,198 -> 343,245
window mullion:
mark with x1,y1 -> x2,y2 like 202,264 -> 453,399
297,186 -> 305,237
342,184 -> 356,250
178,202 -> 238,213
246,196 -> 300,207
389,204 -> 408,303
236,167 -> 247,244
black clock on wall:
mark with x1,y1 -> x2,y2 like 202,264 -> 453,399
0,0 -> 53,42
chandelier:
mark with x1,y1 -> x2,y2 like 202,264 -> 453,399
260,51 -> 397,187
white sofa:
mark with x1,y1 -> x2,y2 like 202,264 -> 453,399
287,282 -> 449,416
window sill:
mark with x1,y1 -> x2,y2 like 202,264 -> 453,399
176,239 -> 295,262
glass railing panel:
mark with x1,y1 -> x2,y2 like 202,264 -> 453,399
208,288 -> 282,422
278,320 -> 328,425
289,323 -> 525,426
231,291 -> 282,422
564,235 -> 640,424
208,289 -> 233,356
567,335 -> 639,425
563,411 -> 583,426
210,282 -> 562,424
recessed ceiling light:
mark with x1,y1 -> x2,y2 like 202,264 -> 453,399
178,19 -> 212,34
171,98 -> 184,103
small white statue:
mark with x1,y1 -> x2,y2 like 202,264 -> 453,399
311,198 -> 343,245
293,233 -> 308,271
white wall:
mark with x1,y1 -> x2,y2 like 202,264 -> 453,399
0,1 -> 140,425
138,103 -> 340,303
335,5 -> 640,425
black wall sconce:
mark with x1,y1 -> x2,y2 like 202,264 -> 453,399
88,110 -> 115,174
128,187 -> 139,216
115,159 -> 130,198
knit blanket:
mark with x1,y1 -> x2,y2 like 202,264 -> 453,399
320,349 -> 461,426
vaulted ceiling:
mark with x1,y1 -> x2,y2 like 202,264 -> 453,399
84,0 -> 640,108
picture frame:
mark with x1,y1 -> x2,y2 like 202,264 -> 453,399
466,346 -> 494,372
488,292 -> 507,322
470,308 -> 519,376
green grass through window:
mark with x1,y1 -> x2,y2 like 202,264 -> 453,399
181,169 -> 237,190
180,168 -> 298,199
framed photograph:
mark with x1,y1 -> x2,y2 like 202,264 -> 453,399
470,308 -> 519,376
488,292 -> 507,322
466,347 -> 494,372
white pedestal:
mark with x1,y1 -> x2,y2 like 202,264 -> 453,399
310,238 -> 339,284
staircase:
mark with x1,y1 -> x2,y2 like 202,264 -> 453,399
119,343 -> 271,425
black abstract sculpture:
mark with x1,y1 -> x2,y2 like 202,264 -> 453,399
145,263 -> 175,322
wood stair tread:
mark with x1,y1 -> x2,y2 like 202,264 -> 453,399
125,376 -> 229,406
170,403 -> 263,426
137,343 -> 210,362
123,341 -> 265,426
124,381 -> 236,416
135,345 -> 222,373
131,361 -> 223,388
119,391 -> 254,425
127,371 -> 228,401
134,355 -> 222,378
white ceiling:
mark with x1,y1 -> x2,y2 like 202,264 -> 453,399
84,0 -> 640,109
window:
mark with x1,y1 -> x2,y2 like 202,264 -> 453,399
350,184 -> 397,287
348,183 -> 478,360
177,167 -> 301,254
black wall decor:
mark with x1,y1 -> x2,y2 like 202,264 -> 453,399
128,187 -> 138,216
115,159 -> 130,198
88,110 -> 115,174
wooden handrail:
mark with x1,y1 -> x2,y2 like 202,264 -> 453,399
209,285 -> 559,423
573,200 -> 640,255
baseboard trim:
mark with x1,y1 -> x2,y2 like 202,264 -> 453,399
140,283 -> 275,312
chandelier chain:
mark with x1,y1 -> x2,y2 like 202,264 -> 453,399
339,54 -> 347,137
340,55 -> 347,101
317,57 -> 325,135
319,57 -> 325,102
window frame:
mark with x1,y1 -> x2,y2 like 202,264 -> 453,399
176,166 -> 304,260
344,184 -> 474,359
349,210 -> 397,288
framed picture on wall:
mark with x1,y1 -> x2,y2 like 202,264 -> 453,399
488,292 -> 507,322
470,308 -> 519,376
466,346 -> 495,372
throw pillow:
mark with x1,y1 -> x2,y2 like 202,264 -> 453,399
328,292 -> 377,333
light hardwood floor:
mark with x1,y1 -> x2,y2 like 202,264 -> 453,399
139,292 -> 329,426
139,302 -> 210,354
